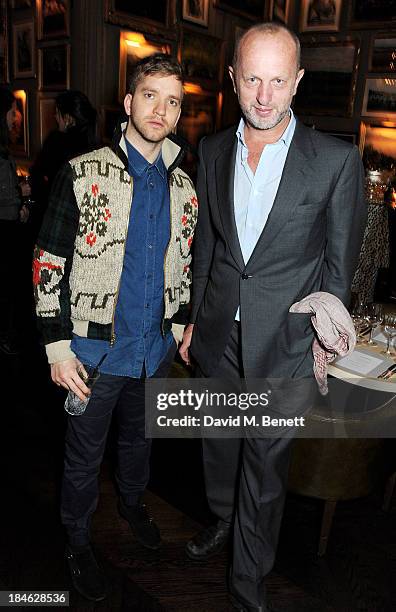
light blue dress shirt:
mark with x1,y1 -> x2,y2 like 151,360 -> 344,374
234,110 -> 296,320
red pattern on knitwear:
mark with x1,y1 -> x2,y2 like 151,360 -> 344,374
33,250 -> 62,286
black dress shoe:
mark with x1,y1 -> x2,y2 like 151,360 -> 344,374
229,593 -> 270,612
118,498 -> 161,550
65,544 -> 107,602
185,521 -> 230,561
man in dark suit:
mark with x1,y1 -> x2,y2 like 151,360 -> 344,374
179,22 -> 366,612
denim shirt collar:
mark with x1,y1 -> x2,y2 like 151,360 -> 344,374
123,133 -> 166,179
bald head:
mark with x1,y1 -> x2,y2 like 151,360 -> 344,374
233,23 -> 301,77
228,23 -> 304,133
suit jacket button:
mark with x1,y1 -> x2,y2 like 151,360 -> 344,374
241,273 -> 249,280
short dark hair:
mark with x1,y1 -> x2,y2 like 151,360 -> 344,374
55,89 -> 97,148
127,53 -> 184,95
233,22 -> 301,74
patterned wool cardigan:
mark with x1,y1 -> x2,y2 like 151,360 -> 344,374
33,132 -> 198,364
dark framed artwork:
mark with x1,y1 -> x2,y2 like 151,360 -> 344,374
213,0 -> 265,21
12,20 -> 35,78
294,40 -> 359,117
179,28 -> 225,89
351,0 -> 396,28
182,0 -> 209,27
105,0 -> 171,35
299,0 -> 342,32
268,0 -> 290,24
370,35 -> 396,73
177,85 -> 221,178
101,106 -> 124,144
37,0 -> 69,40
9,89 -> 29,157
38,95 -> 57,145
362,77 -> 396,120
39,43 -> 70,90
118,30 -> 172,102
359,121 -> 396,181
0,0 -> 8,83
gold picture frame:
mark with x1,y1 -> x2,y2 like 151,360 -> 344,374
118,30 -> 172,102
10,89 -> 29,157
12,20 -> 35,78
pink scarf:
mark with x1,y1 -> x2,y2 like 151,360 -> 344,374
289,292 -> 356,395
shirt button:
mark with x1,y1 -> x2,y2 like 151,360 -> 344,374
149,182 -> 154,188
148,244 -> 153,249
149,214 -> 154,219
145,303 -> 149,308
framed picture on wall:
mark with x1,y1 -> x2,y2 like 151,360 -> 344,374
177,84 -> 221,178
37,0 -> 69,40
39,42 -> 70,90
299,0 -> 342,32
12,20 -> 35,78
294,40 -> 359,116
38,95 -> 57,145
370,35 -> 396,73
362,77 -> 396,120
0,0 -> 8,83
351,0 -> 396,28
359,120 -> 396,179
213,0 -> 265,21
105,0 -> 171,35
10,89 -> 29,157
179,28 -> 225,88
118,30 -> 172,102
268,0 -> 290,24
182,0 -> 209,27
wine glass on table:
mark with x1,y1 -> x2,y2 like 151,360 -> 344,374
365,303 -> 384,346
382,314 -> 396,356
351,299 -> 367,344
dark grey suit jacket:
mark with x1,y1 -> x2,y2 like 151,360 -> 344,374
190,120 -> 367,378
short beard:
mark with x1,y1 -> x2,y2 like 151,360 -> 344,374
241,102 -> 289,131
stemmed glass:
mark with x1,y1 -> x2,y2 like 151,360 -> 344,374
365,303 -> 384,346
351,299 -> 367,344
382,314 -> 396,356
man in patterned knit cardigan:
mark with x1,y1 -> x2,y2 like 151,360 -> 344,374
33,54 -> 198,602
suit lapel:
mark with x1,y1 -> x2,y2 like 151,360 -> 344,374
214,136 -> 245,270
246,121 -> 316,266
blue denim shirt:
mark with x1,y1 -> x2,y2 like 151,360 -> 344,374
71,136 -> 173,377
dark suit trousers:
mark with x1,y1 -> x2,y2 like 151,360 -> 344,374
61,341 -> 176,547
201,322 -> 293,607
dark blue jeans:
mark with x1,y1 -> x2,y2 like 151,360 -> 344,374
61,341 -> 176,546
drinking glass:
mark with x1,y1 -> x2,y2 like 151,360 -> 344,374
64,353 -> 107,416
365,303 -> 384,346
351,299 -> 367,344
64,366 -> 100,416
382,315 -> 396,356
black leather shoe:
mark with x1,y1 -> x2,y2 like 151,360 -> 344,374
65,544 -> 107,602
118,498 -> 161,550
229,593 -> 270,612
185,521 -> 230,561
